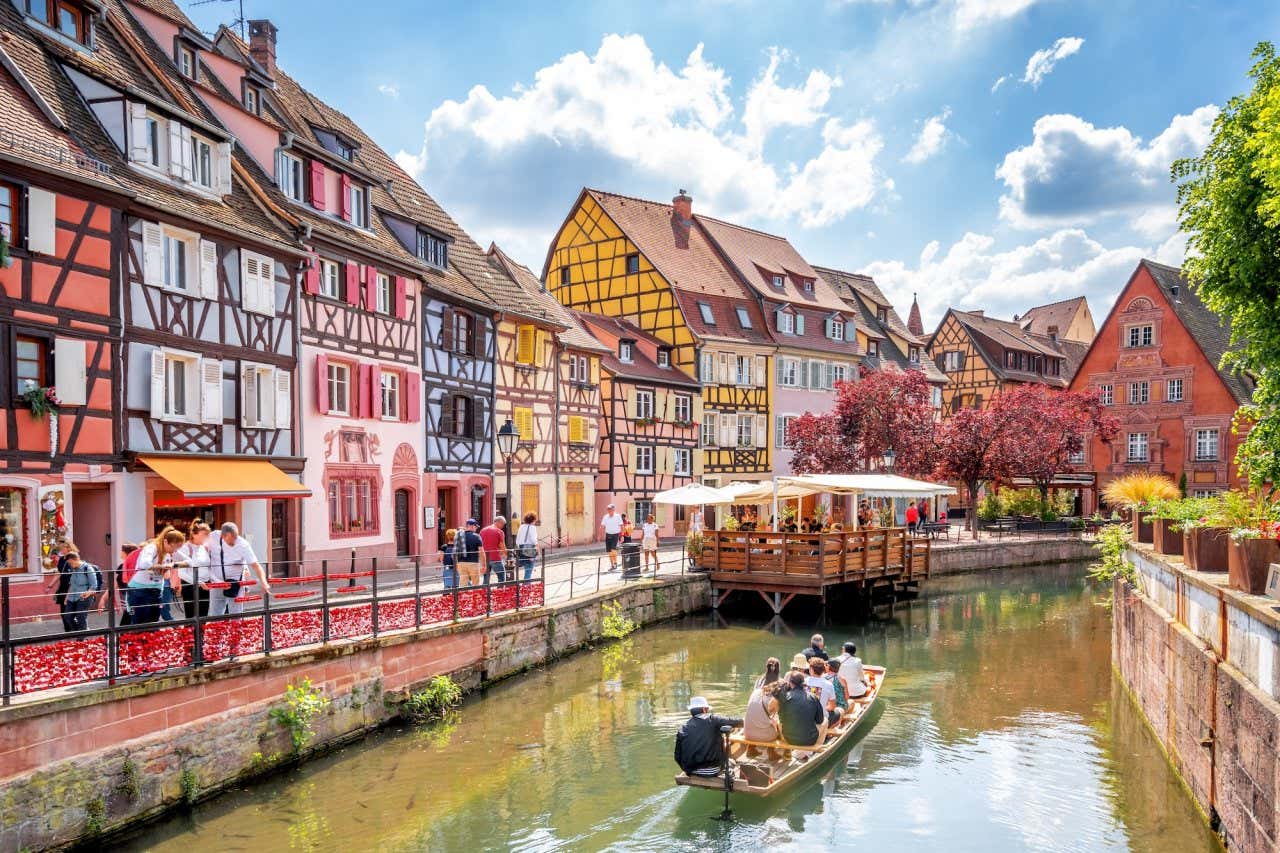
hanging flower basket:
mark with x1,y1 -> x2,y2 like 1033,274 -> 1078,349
0,225 -> 12,269
18,385 -> 60,458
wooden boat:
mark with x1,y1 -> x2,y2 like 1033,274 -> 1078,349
674,665 -> 885,797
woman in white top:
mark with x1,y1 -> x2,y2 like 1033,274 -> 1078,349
515,512 -> 539,581
129,527 -> 185,623
176,521 -> 213,619
641,514 -> 660,573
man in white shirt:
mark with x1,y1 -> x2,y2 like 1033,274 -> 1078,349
209,522 -> 271,615
600,504 -> 624,571
835,641 -> 868,698
804,658 -> 842,728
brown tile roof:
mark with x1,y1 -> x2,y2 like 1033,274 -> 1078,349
125,0 -> 187,25
488,244 -> 609,353
695,215 -> 833,305
573,312 -> 701,387
950,310 -> 1082,387
814,265 -> 924,346
1016,296 -> 1091,342
584,188 -> 770,344
1141,259 -> 1255,405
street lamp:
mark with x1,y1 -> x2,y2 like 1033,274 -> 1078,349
496,418 -> 520,547
881,448 -> 896,473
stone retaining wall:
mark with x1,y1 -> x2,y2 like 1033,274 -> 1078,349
1115,544 -> 1280,851
928,535 -> 1096,575
0,576 -> 710,852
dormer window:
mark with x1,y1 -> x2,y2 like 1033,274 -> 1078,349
877,307 -> 888,323
190,135 -> 213,189
771,275 -> 785,289
417,232 -> 448,270
277,151 -> 304,201
697,302 -> 715,326
827,316 -> 845,341
909,346 -> 920,363
779,311 -> 795,335
244,85 -> 260,115
619,340 -> 634,363
735,307 -> 752,330
336,141 -> 354,161
802,280 -> 814,294
657,348 -> 671,368
348,183 -> 368,228
126,105 -> 229,195
21,0 -> 93,47
177,46 -> 196,79
867,340 -> 880,358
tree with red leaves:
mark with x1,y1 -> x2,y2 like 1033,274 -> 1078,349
933,405 -> 1014,538
785,368 -> 939,477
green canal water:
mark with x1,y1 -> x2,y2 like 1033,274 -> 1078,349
119,564 -> 1222,852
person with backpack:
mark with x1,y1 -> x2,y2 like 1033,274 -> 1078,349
176,521 -> 213,619
129,528 -> 185,624
209,522 -> 271,616
44,539 -> 78,631
60,551 -> 101,632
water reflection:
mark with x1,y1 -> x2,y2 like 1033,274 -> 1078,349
119,564 -> 1222,852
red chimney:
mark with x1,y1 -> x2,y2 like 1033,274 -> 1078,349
672,189 -> 692,222
248,20 -> 277,77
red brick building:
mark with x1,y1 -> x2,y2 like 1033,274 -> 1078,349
1069,259 -> 1254,511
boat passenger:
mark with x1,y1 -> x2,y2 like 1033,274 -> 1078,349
777,671 -> 826,748
800,633 -> 829,661
755,657 -> 782,689
675,697 -> 743,777
789,652 -> 809,673
825,658 -> 850,713
743,680 -> 784,742
839,643 -> 869,699
805,659 -> 842,727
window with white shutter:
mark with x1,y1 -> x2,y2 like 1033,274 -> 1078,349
274,369 -> 292,429
754,413 -> 767,448
240,362 -> 276,428
240,250 -> 276,315
198,239 -> 219,299
199,358 -> 223,425
152,349 -> 203,423
702,413 -> 717,447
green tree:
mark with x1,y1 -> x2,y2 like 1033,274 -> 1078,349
1175,42 -> 1280,487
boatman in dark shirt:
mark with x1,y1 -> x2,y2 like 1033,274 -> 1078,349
675,696 -> 743,777
800,633 -> 829,661
777,671 -> 826,750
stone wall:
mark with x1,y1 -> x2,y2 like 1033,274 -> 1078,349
1114,545 -> 1280,851
929,535 -> 1096,576
0,575 -> 709,852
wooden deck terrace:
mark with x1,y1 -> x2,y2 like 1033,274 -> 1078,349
700,528 -> 931,613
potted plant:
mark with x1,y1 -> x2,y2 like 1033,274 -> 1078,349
684,529 -> 704,571
1180,495 -> 1230,572
1148,498 -> 1186,557
1223,491 -> 1280,594
1101,473 -> 1179,545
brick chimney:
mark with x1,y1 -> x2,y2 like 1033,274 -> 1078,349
970,309 -> 984,317
248,20 -> 277,77
672,189 -> 692,222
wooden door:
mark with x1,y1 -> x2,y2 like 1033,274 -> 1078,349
520,483 -> 540,524
70,485 -> 111,573
436,486 -> 456,541
394,489 -> 411,556
270,499 -> 289,574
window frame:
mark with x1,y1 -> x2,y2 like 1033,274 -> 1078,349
1126,324 -> 1154,348
625,253 -> 640,275
380,370 -> 401,421
635,445 -> 654,475
449,310 -> 474,356
327,473 -> 380,536
944,350 -> 960,371
701,413 -> 717,448
618,340 -> 634,363
656,348 -> 671,368
1099,384 -> 1114,406
318,258 -> 341,300
1127,432 -> 1149,463
241,363 -> 276,429
866,340 -> 880,358
1167,378 -> 1184,403
673,447 -> 692,476
416,231 -> 449,269
375,273 -> 393,315
162,351 -> 198,422
176,45 -> 196,79
697,302 -> 716,325
634,388 -> 655,420
734,355 -> 752,386
1128,381 -> 1149,405
736,413 -> 754,448
243,85 -> 259,115
779,357 -> 799,387
0,179 -> 22,250
735,306 -> 752,330
779,311 -> 795,335
278,151 -> 304,202
160,227 -> 197,293
1194,428 -> 1220,462
348,183 -> 368,228
326,360 -> 351,416
190,134 -> 213,189
830,318 -> 845,341
13,333 -> 49,397
673,394 -> 692,423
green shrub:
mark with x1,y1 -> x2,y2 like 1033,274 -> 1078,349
402,675 -> 462,724
270,679 -> 330,753
601,600 -> 636,639
1088,523 -> 1137,588
179,768 -> 198,806
977,494 -> 1001,522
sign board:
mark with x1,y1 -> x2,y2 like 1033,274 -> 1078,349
1266,564 -> 1280,602
422,507 -> 436,530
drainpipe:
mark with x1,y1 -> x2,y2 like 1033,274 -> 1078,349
553,336 -> 564,545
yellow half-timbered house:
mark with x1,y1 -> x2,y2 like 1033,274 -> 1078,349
544,189 -> 775,494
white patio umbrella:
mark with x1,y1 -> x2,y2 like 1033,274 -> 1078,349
651,482 -> 735,506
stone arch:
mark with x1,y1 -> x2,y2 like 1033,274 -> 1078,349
391,444 -> 420,556
1125,296 -> 1154,312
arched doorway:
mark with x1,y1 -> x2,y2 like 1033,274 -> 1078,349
394,489 -> 411,557
391,444 -> 420,558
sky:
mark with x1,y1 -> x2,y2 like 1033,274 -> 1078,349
183,0 -> 1280,331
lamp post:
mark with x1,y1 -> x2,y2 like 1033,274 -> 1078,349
496,418 -> 520,549
881,448 -> 896,474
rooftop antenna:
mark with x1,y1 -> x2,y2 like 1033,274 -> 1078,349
191,0 -> 246,39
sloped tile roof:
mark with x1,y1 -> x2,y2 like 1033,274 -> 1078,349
813,265 -> 924,346
1016,296 -> 1091,342
488,244 -> 610,353
950,309 -> 1085,387
1142,259 -> 1255,405
125,0 -> 187,25
573,311 -> 701,387
907,295 -> 924,337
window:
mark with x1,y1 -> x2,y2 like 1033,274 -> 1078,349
319,259 -> 340,299
449,311 -> 473,355
778,357 -> 799,387
560,266 -> 570,286
877,307 -> 888,323
1128,381 -> 1149,405
635,445 -> 654,474
241,364 -> 276,428
328,474 -> 378,535
625,253 -> 640,274
635,389 -> 654,420
771,274 -> 785,288
674,395 -> 692,423
514,407 -> 534,441
1068,448 -> 1086,465
1195,428 -> 1220,461
700,351 -> 714,384
241,250 -> 277,316
568,354 -> 590,383
244,86 -> 259,114
657,348 -> 671,368
568,415 -> 588,444
417,232 -> 448,269
674,448 -> 691,476
697,302 -> 715,325
177,46 -> 195,79
0,181 -> 19,247
449,395 -> 472,437
348,183 -> 368,228
1192,489 -> 1220,499
735,307 -> 752,329
380,371 -> 400,420
1127,432 -> 1149,463
619,340 -> 634,363
735,355 -> 752,386
335,141 -> 354,161
0,487 -> 27,572
1167,378 -> 1184,403
831,363 -> 847,385
278,152 -> 304,202
944,350 -> 960,371
163,353 -> 193,419
736,414 -> 754,447
802,280 -> 814,294
931,386 -> 942,409
775,414 -> 795,449
701,413 -> 717,447
162,231 -> 191,291
633,500 -> 654,527
830,318 -> 845,341
908,346 -> 920,363
190,135 -> 213,188
15,335 -> 47,395
55,1 -> 85,43
1127,324 -> 1154,348
326,361 -> 350,415
779,311 -> 795,335
516,325 -> 537,365
867,340 -> 879,358
566,481 -> 585,516
375,273 -> 392,315
1099,384 -> 1113,406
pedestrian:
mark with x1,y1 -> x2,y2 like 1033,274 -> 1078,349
129,528 -> 185,624
600,504 -> 623,571
455,519 -> 484,587
514,512 -> 539,581
208,522 -> 271,616
621,513 -> 634,541
641,513 -> 660,574
920,499 -> 930,525
689,508 -> 704,535
479,516 -> 508,584
60,551 -> 101,632
45,539 -> 78,631
441,528 -> 458,589
176,521 -> 213,620
116,543 -> 139,625
905,500 -> 919,534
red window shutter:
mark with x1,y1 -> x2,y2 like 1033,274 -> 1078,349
344,261 -> 360,306
339,173 -> 351,221
394,276 -> 408,320
308,161 -> 326,210
369,364 -> 382,417
315,354 -> 329,413
364,265 -> 378,311
357,363 -> 372,418
304,252 -> 320,295
405,372 -> 421,422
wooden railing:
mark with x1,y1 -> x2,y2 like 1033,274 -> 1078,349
700,528 -> 930,585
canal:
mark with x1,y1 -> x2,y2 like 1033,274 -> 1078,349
119,564 -> 1221,852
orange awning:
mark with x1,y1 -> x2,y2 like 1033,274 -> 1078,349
139,456 -> 311,500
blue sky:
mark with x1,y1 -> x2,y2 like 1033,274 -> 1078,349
184,0 -> 1279,329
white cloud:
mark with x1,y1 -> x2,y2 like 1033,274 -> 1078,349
399,33 -> 886,252
863,228 -> 1159,330
1022,36 -> 1084,87
953,0 -> 1043,30
903,107 -> 952,164
995,105 -> 1218,230
991,74 -> 1009,93
377,83 -> 400,98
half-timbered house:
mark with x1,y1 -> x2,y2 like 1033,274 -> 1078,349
488,245 -> 606,545
544,189 -> 774,506
573,313 -> 701,538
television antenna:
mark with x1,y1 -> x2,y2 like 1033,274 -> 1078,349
190,0 -> 246,39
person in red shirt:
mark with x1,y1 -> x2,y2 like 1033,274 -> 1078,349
479,517 -> 508,584
905,501 -> 919,534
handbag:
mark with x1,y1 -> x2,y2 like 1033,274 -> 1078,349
219,543 -> 241,598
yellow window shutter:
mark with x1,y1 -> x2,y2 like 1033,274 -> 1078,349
692,395 -> 704,423
624,385 -> 636,419
517,326 -> 534,364
515,407 -> 533,441
569,415 -> 585,443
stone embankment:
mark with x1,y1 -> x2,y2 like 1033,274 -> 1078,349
929,533 -> 1096,575
1115,543 -> 1280,851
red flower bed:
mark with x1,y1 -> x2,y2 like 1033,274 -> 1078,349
14,637 -> 107,693
377,599 -> 417,631
119,625 -> 193,675
202,616 -> 263,661
330,604 -> 373,639
271,609 -> 324,650
420,593 -> 453,624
